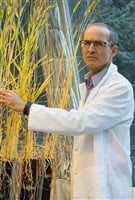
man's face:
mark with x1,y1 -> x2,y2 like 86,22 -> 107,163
82,26 -> 118,76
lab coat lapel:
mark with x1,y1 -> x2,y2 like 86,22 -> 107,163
85,84 -> 100,103
79,83 -> 88,107
79,81 -> 100,106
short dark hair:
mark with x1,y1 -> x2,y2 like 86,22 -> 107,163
83,22 -> 118,46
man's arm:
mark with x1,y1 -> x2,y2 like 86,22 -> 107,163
0,84 -> 134,136
28,84 -> 134,135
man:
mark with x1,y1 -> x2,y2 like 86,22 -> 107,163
0,23 -> 134,199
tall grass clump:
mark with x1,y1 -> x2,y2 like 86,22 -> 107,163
0,0 -> 99,199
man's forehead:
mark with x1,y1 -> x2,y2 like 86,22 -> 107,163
84,25 -> 110,39
85,25 -> 110,33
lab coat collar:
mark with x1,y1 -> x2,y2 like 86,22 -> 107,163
79,63 -> 117,106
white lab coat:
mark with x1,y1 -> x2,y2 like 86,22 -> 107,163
28,63 -> 134,199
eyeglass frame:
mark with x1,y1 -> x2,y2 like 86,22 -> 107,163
80,40 -> 112,49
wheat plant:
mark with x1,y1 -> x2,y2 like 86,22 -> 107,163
0,0 -> 99,199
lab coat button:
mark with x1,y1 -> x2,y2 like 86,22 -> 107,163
75,148 -> 78,151
74,172 -> 77,175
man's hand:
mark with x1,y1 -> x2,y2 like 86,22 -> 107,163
0,88 -> 26,112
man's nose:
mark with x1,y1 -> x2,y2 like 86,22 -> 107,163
88,43 -> 96,53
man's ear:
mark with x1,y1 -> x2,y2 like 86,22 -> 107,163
112,45 -> 118,57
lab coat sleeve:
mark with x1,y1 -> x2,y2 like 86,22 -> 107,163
28,83 -> 134,136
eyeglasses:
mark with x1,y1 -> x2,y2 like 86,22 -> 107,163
80,40 -> 111,49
